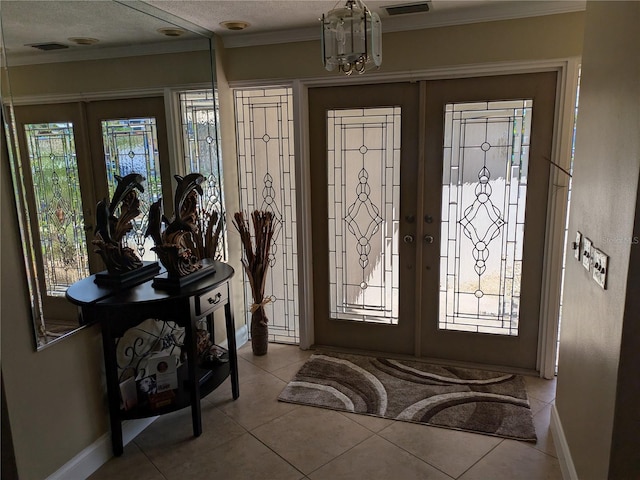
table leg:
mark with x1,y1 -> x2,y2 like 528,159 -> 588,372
225,301 -> 240,399
185,318 -> 202,437
101,319 -> 124,456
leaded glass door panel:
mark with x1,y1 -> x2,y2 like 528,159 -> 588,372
420,72 -> 557,369
85,98 -> 172,261
13,103 -> 99,331
309,83 -> 420,355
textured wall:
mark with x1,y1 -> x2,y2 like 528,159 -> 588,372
556,2 -> 640,479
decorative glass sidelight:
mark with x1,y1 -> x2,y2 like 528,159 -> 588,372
327,107 -> 401,324
439,100 -> 533,335
101,118 -> 161,261
24,122 -> 90,296
235,87 -> 299,343
179,90 -> 226,260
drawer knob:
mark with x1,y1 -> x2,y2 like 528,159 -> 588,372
207,292 -> 222,305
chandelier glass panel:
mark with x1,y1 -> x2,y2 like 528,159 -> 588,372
321,0 -> 382,75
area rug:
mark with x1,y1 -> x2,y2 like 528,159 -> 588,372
278,351 -> 537,442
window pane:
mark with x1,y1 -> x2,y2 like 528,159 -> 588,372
235,87 -> 299,343
101,118 -> 160,261
439,100 -> 533,336
24,122 -> 89,296
179,90 -> 226,260
327,107 -> 401,324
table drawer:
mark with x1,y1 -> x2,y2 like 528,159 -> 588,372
196,284 -> 228,316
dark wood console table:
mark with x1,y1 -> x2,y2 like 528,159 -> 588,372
66,261 -> 239,456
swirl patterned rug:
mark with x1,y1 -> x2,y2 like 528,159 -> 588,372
278,351 -> 537,441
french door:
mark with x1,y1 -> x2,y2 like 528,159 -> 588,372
309,72 -> 557,370
13,97 -> 171,325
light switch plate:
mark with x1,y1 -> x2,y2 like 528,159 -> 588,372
582,237 -> 592,271
574,231 -> 582,260
592,248 -> 609,289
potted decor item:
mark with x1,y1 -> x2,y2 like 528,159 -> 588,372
233,211 -> 275,356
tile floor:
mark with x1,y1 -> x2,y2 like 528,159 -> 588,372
89,343 -> 561,480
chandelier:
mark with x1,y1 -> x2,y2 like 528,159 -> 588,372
321,0 -> 382,75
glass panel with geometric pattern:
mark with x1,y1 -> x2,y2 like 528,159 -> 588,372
235,87 -> 299,343
179,90 -> 226,260
24,122 -> 90,297
101,118 -> 161,262
327,107 -> 401,324
439,100 -> 533,335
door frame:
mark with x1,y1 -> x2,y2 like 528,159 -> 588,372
291,59 -> 580,377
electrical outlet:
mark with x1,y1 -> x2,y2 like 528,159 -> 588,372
574,231 -> 582,260
592,248 -> 609,289
582,237 -> 592,271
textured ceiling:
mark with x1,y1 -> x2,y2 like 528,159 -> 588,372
0,0 -> 585,65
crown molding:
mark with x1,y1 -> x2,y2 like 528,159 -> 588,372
221,0 -> 586,49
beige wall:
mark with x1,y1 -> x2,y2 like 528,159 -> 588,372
556,2 -> 640,479
224,12 -> 584,81
7,50 -> 213,98
1,10 -> 589,479
2,147 -> 108,479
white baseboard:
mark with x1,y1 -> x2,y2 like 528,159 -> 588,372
550,405 -> 579,480
46,417 -> 158,480
46,326 -> 248,480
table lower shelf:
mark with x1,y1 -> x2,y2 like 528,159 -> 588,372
120,359 -> 230,420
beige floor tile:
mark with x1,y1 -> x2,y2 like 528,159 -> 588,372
338,411 -> 396,432
252,405 -> 374,474
529,397 -> 549,415
161,432 -> 304,480
459,438 -> 562,480
308,435 -> 452,480
209,373 -> 300,430
237,354 -> 275,382
88,442 -> 165,480
379,421 -> 502,478
239,342 -> 314,372
271,358 -> 309,382
134,402 -> 246,472
103,343 -> 563,480
524,376 -> 557,404
531,403 -> 558,457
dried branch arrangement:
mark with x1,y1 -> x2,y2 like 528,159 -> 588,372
232,210 -> 276,320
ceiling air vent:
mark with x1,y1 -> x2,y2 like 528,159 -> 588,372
384,2 -> 431,16
26,42 -> 69,51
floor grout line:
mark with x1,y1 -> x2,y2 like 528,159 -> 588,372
245,429 -> 308,479
454,438 -> 505,479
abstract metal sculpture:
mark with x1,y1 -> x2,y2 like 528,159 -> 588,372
146,173 -> 224,279
93,173 -> 146,274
